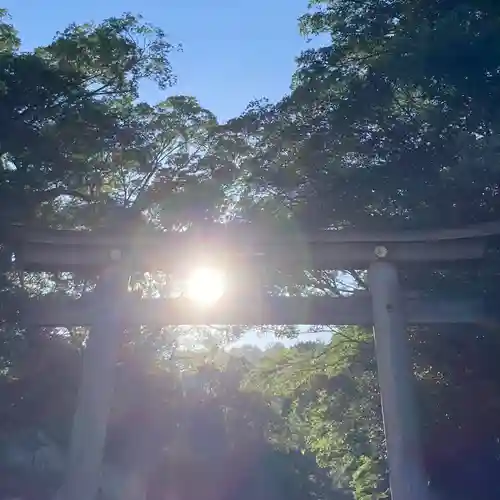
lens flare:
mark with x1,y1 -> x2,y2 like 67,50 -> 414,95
185,267 -> 225,306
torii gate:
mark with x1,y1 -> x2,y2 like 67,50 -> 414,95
5,221 -> 500,500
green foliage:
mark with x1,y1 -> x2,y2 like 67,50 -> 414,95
0,8 -> 345,500
227,1 -> 500,498
37,13 -> 177,99
247,330 -> 388,499
4,1 -> 500,499
236,1 -> 500,233
0,8 -> 19,54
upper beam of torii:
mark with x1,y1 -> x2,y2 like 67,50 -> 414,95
5,218 -> 500,271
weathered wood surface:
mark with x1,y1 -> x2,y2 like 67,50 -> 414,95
6,219 -> 500,244
21,294 -> 488,327
14,240 -> 485,271
5,220 -> 497,270
369,262 -> 430,500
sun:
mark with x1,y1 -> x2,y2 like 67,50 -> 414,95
185,267 -> 226,306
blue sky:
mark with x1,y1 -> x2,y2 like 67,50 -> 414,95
4,0 -> 323,122
4,0 -> 332,347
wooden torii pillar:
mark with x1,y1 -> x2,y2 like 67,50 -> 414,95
369,257 -> 427,500
5,221 -> 500,500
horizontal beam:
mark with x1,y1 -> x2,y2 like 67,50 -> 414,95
3,222 -> 490,271
19,294 -> 489,327
6,219 -> 500,244
14,239 -> 485,272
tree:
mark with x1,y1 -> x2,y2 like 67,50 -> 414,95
226,1 -> 500,498
247,330 -> 388,500
0,10 -> 240,500
0,9 -> 348,500
143,351 -> 348,500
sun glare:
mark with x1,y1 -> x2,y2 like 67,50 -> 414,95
185,267 -> 226,306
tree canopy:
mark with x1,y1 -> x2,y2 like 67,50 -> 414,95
2,2 -> 500,500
